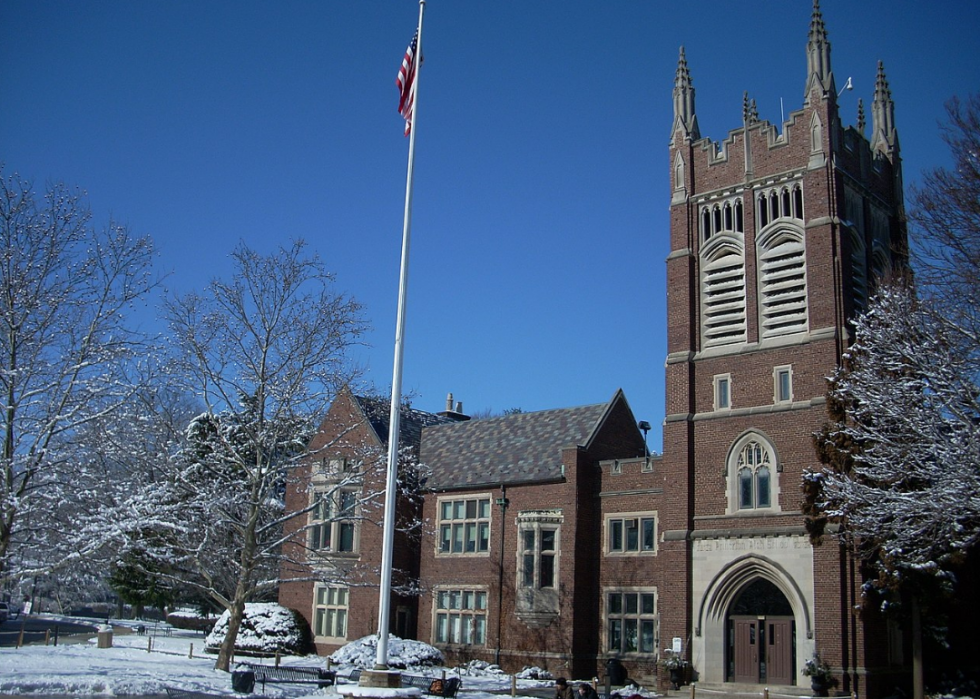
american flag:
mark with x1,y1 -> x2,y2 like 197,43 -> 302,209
396,30 -> 419,136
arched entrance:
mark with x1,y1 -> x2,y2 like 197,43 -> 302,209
727,579 -> 795,685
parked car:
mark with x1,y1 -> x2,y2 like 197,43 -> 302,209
0,603 -> 9,623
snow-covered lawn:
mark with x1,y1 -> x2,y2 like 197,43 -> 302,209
0,616 -> 637,698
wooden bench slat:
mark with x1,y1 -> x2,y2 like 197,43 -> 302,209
241,663 -> 335,689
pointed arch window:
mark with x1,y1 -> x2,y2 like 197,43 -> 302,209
811,116 -> 823,153
699,196 -> 744,243
728,434 -> 780,513
758,185 -> 804,224
674,152 -> 685,190
737,441 -> 771,510
793,186 -> 804,220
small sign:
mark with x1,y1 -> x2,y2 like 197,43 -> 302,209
672,637 -> 683,654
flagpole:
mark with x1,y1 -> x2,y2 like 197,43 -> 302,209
376,0 -> 425,672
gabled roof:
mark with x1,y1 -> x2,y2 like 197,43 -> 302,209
353,393 -> 454,450
420,398 -> 617,490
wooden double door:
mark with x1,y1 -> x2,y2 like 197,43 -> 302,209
729,616 -> 795,685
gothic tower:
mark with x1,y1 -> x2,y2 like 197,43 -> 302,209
660,2 -> 907,695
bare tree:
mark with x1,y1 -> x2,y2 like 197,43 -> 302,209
0,171 -> 157,582
157,240 -> 367,671
806,96 -> 980,699
910,93 -> 980,344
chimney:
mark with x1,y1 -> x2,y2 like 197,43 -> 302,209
438,392 -> 470,422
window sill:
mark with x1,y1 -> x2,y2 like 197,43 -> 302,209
309,551 -> 360,561
434,642 -> 488,649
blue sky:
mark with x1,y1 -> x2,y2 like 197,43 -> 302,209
2,1 -> 978,450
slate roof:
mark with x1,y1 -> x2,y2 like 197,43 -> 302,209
354,394 -> 455,450
420,401 -> 612,490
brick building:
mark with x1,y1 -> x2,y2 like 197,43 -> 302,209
415,389 -> 646,680
279,388 -> 459,655
281,3 -> 914,695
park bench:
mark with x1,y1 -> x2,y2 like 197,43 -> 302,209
336,667 -> 362,683
238,663 -> 335,693
401,674 -> 462,698
335,670 -> 459,697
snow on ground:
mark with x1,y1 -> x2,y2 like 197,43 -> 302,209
0,616 -> 652,698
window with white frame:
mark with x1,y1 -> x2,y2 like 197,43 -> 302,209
714,374 -> 731,410
437,496 -> 491,555
606,589 -> 658,654
606,512 -> 657,555
433,588 -> 488,646
727,434 -> 780,513
319,456 -> 357,476
521,524 -> 558,589
774,365 -> 793,403
310,488 -> 357,553
313,584 -> 349,640
515,510 -> 562,618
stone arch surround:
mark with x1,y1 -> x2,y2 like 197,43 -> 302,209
691,539 -> 816,684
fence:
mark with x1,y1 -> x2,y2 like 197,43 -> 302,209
0,623 -> 92,648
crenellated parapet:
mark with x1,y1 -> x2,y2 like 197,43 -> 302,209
668,1 -> 900,206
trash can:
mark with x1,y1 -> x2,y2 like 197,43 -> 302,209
231,669 -> 255,694
606,657 -> 627,685
96,625 -> 113,649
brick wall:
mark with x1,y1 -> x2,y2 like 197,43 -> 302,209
278,389 -> 422,656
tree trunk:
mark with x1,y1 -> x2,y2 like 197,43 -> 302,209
214,488 -> 261,672
215,594 -> 246,672
912,596 -> 923,699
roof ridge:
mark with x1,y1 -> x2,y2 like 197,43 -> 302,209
426,401 -> 607,430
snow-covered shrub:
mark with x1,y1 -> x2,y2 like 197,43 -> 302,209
204,603 -> 312,657
330,634 -> 443,669
167,609 -> 214,632
460,659 -> 506,676
515,666 -> 553,680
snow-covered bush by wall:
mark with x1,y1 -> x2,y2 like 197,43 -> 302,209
168,609 -> 215,632
204,603 -> 312,657
514,665 -> 554,680
330,634 -> 443,669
